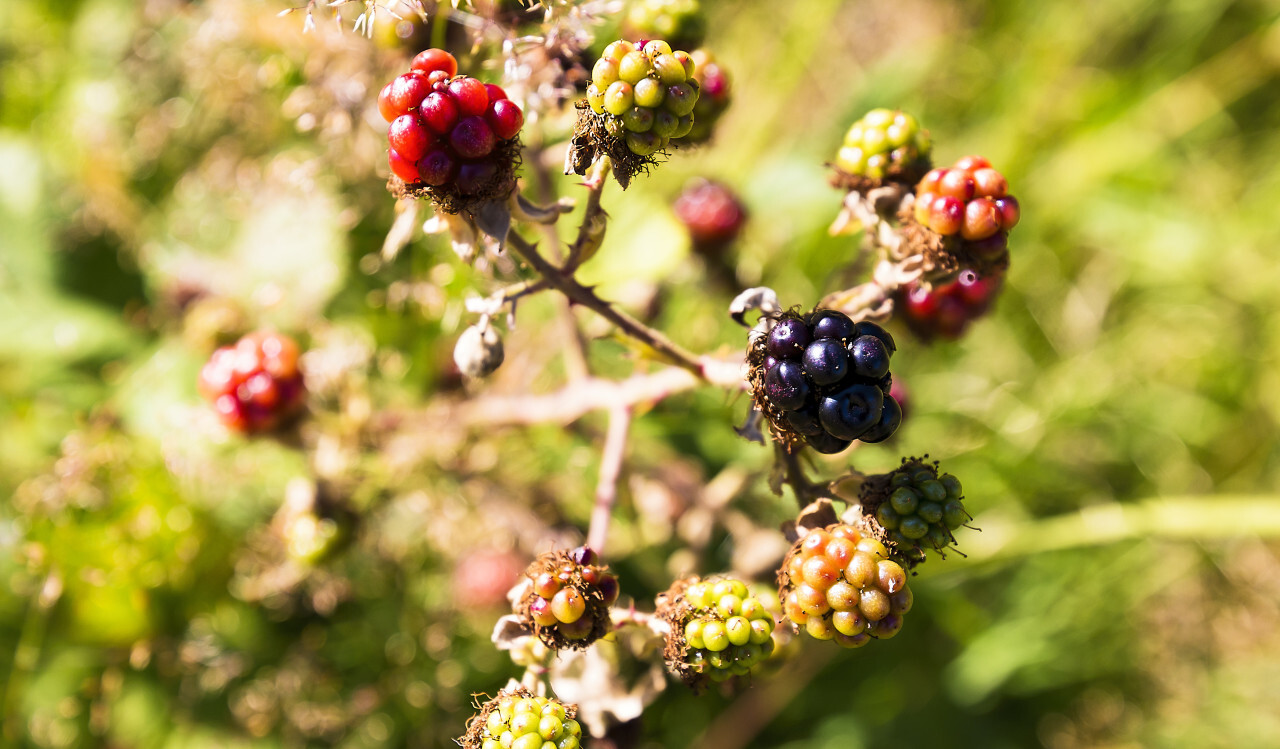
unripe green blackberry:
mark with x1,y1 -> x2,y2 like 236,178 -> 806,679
657,576 -> 777,689
677,49 -> 730,144
624,0 -> 708,50
570,39 -> 700,187
585,40 -> 699,156
460,689 -> 583,749
517,546 -> 619,650
834,108 -> 931,185
778,524 -> 912,647
859,457 -> 972,567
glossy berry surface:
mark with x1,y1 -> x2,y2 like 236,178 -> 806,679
377,49 -> 524,199
913,156 -> 1019,240
586,39 -> 700,157
679,49 -> 730,143
672,178 -> 746,250
465,692 -> 582,749
899,269 -> 1002,341
520,546 -> 618,650
676,577 -> 776,682
752,310 -> 902,452
835,108 -> 931,181
779,524 -> 912,647
198,331 -> 305,434
871,460 -> 971,565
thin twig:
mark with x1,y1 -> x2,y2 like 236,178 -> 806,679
461,362 -> 742,428
565,158 -> 611,271
586,407 -> 632,554
776,443 -> 836,507
505,232 -> 713,379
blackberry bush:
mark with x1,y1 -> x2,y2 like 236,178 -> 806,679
460,689 -> 583,749
898,268 -> 1003,341
378,49 -> 525,211
197,331 -> 305,434
779,524 -> 913,647
657,576 -> 777,688
516,546 -> 620,650
748,309 -> 903,454
908,155 -> 1020,275
833,108 -> 932,187
859,457 -> 972,567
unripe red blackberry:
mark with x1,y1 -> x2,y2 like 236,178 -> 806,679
897,269 -> 1002,342
624,0 -> 708,51
748,309 -> 903,454
657,576 -> 777,689
678,49 -> 730,144
516,546 -> 618,650
778,524 -> 912,646
460,689 -> 583,749
910,156 -> 1019,274
673,177 -> 746,253
198,331 -> 305,433
378,49 -> 524,212
859,457 -> 973,567
835,108 -> 931,185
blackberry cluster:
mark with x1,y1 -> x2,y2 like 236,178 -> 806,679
898,268 -> 1002,341
461,690 -> 582,749
679,49 -> 730,144
779,524 -> 912,647
658,577 -> 777,687
377,49 -> 525,209
586,39 -> 699,158
518,546 -> 619,650
623,0 -> 708,51
912,156 -> 1019,271
198,331 -> 305,434
749,310 -> 902,454
834,108 -> 931,184
672,177 -> 746,252
861,458 -> 972,566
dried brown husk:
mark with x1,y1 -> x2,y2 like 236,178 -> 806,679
566,102 -> 666,190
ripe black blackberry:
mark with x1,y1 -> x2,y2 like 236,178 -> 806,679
748,309 -> 903,453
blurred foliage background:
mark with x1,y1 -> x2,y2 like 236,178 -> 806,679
3,0 -> 1280,746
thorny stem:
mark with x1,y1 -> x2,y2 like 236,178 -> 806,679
565,158 -> 611,272
586,407 -> 632,554
505,231 -> 712,379
460,362 -> 743,428
776,443 -> 836,508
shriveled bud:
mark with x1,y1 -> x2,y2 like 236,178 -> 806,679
454,321 -> 504,378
